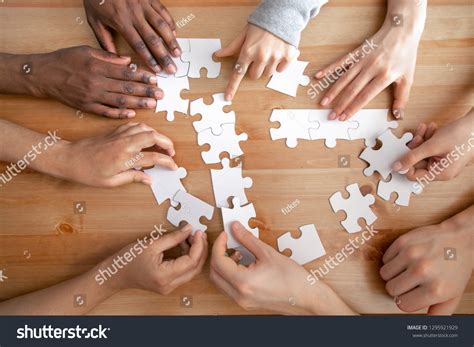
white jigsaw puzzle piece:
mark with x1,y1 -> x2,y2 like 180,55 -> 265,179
167,190 -> 214,233
211,158 -> 253,208
190,93 -> 235,135
157,40 -> 191,78
360,129 -> 413,179
221,197 -> 259,249
155,76 -> 189,121
329,183 -> 377,234
377,172 -> 423,207
277,224 -> 326,265
267,60 -> 310,97
144,166 -> 187,207
349,109 -> 398,147
181,38 -> 221,78
308,110 -> 358,148
269,109 -> 318,148
197,123 -> 248,164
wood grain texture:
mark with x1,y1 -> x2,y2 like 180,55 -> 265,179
0,0 -> 473,315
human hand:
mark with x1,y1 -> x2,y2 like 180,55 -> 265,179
214,24 -> 298,101
316,1 -> 426,121
392,109 -> 474,181
54,122 -> 177,187
84,0 -> 180,74
109,224 -> 208,295
210,222 -> 354,315
33,46 -> 161,118
380,207 -> 473,315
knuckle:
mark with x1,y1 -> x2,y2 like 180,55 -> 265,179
133,41 -> 147,52
123,83 -> 135,94
428,281 -> 445,298
146,34 -> 163,47
156,19 -> 169,31
403,246 -> 420,261
413,259 -> 431,277
116,95 -> 127,107
385,281 -> 396,297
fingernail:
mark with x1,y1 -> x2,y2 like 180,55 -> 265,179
127,111 -> 136,118
225,94 -> 232,101
315,71 -> 324,78
149,76 -> 157,84
392,161 -> 402,171
173,48 -> 181,57
320,97 -> 329,106
328,111 -> 337,120
154,90 -> 163,99
339,113 -> 347,121
150,99 -> 157,108
168,65 -> 177,74
392,109 -> 404,120
235,252 -> 243,261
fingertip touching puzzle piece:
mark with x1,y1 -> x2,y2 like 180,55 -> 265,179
267,59 -> 310,97
190,93 -> 235,136
221,197 -> 259,250
144,165 -> 187,207
181,38 -> 222,78
377,172 -> 423,207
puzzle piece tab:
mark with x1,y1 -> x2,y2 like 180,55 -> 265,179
211,158 -> 253,208
167,190 -> 214,233
269,109 -> 318,148
329,183 -> 377,233
360,129 -> 413,179
197,123 -> 248,164
190,93 -> 235,135
144,166 -> 187,207
308,110 -> 358,148
267,59 -> 310,97
277,224 -> 326,265
155,76 -> 189,121
181,38 -> 221,78
377,172 -> 423,207
221,197 -> 259,249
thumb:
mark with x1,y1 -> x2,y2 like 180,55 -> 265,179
214,29 -> 247,58
231,222 -> 267,260
392,141 -> 433,173
427,296 -> 462,315
89,47 -> 131,65
107,170 -> 152,187
392,78 -> 412,120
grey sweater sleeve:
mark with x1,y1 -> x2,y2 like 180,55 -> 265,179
248,0 -> 328,47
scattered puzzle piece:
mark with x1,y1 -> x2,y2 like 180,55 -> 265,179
377,172 -> 423,207
211,158 -> 253,208
349,109 -> 398,147
167,190 -> 214,233
269,109 -> 318,148
155,76 -> 189,121
308,110 -> 358,148
190,93 -> 235,135
181,38 -> 221,78
277,224 -> 326,265
198,123 -> 248,164
329,183 -> 377,233
360,129 -> 413,179
144,165 -> 187,207
267,59 -> 310,97
221,197 -> 259,249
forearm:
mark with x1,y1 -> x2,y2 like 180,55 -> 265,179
0,119 -> 70,180
302,282 -> 358,315
248,0 -> 328,47
442,205 -> 474,268
0,53 -> 45,96
0,262 -> 121,315
385,0 -> 427,37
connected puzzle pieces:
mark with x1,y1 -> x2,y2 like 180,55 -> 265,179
269,109 -> 318,148
181,38 -> 221,78
167,190 -> 214,233
198,124 -> 248,164
144,165 -> 187,207
277,224 -> 326,265
190,93 -> 235,135
329,183 -> 377,234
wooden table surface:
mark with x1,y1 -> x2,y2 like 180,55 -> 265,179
0,0 -> 473,315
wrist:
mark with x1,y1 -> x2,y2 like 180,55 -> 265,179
384,0 -> 427,38
0,53 -> 48,97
